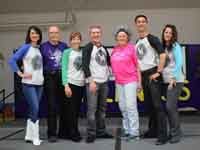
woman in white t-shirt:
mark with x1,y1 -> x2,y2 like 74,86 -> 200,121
162,24 -> 185,144
61,32 -> 85,142
8,26 -> 43,146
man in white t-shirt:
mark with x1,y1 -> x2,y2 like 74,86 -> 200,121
134,15 -> 168,145
82,25 -> 113,143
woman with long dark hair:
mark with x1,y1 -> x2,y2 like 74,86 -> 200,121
162,24 -> 185,143
8,26 -> 43,146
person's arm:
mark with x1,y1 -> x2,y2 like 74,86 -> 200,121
148,34 -> 166,73
61,49 -> 71,86
8,44 -> 30,77
132,44 -> 142,88
158,53 -> 166,73
82,43 -> 93,82
82,43 -> 97,94
62,49 -> 73,97
148,35 -> 166,80
104,46 -> 111,66
172,43 -> 183,80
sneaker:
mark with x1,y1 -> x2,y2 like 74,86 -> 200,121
155,139 -> 168,145
127,135 -> 140,141
169,135 -> 181,144
120,131 -> 129,140
86,135 -> 96,143
71,136 -> 82,143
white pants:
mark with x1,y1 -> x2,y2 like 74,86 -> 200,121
116,82 -> 139,136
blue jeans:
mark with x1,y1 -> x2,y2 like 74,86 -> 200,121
22,84 -> 43,123
116,82 -> 139,136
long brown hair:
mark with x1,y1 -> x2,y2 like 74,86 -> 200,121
162,24 -> 178,50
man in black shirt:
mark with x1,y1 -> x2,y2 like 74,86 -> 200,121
134,15 -> 168,145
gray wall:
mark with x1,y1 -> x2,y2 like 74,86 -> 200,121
0,8 -> 200,94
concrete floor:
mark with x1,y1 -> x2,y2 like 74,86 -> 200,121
0,116 -> 200,150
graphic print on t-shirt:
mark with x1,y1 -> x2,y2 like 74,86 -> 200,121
164,50 -> 174,68
32,55 -> 42,70
95,49 -> 107,66
49,48 -> 62,67
73,56 -> 82,71
164,55 -> 170,68
136,43 -> 147,60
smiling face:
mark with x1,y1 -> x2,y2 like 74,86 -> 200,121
48,26 -> 60,44
163,27 -> 173,43
30,29 -> 40,44
116,31 -> 129,46
89,27 -> 102,45
135,16 -> 148,33
70,36 -> 81,49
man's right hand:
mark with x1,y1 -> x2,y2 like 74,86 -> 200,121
89,80 -> 97,94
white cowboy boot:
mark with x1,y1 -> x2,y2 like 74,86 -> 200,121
25,119 -> 33,142
32,120 -> 42,146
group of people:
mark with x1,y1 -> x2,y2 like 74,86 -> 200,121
8,14 -> 185,146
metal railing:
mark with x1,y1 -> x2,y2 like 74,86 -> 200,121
0,89 -> 15,123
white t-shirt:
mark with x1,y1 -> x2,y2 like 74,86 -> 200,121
22,46 -> 44,85
136,34 -> 164,71
67,50 -> 85,86
89,45 -> 109,83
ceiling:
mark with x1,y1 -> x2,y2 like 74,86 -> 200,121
1,0 -> 200,14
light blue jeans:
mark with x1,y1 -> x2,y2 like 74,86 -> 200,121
116,82 -> 139,136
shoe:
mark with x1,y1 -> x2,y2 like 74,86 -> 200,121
25,119 -> 33,143
96,132 -> 113,139
71,136 -> 82,143
86,135 -> 96,143
48,136 -> 58,143
120,131 -> 129,140
127,135 -> 140,141
141,131 -> 157,139
155,139 -> 168,145
169,136 -> 181,144
32,120 -> 42,146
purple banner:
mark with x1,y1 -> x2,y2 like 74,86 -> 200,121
15,45 -> 200,118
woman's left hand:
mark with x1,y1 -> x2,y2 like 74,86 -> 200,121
168,78 -> 176,90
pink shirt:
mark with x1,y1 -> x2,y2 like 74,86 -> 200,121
111,43 -> 138,84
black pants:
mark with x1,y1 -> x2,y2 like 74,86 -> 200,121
44,71 -> 66,138
64,83 -> 84,138
142,67 -> 167,140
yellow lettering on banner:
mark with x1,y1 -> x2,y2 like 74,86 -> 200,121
107,98 -> 113,103
106,80 -> 191,103
161,80 -> 191,102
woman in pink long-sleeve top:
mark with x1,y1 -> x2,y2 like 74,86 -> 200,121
111,27 -> 141,141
